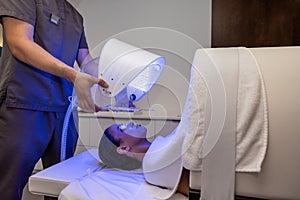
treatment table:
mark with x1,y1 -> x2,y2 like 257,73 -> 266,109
29,47 -> 300,200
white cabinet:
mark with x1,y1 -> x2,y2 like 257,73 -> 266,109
76,112 -> 180,154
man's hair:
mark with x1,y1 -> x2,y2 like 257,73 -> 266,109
98,127 -> 142,170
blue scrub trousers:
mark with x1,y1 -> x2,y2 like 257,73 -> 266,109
0,101 -> 78,200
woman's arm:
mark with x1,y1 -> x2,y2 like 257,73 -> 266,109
3,17 -> 108,111
3,17 -> 77,83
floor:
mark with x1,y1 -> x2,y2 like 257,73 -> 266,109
235,196 -> 267,200
22,183 -> 43,200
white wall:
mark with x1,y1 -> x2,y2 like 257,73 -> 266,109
68,0 -> 212,116
68,0 -> 211,49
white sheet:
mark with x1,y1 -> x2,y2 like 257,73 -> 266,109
143,134 -> 184,199
59,168 -> 187,200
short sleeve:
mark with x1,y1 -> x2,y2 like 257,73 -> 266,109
79,27 -> 88,49
0,0 -> 36,26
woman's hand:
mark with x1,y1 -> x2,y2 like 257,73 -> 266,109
74,72 -> 109,112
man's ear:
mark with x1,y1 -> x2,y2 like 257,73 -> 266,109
116,146 -> 131,154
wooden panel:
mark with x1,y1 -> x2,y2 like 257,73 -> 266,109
293,1 -> 300,45
212,0 -> 300,47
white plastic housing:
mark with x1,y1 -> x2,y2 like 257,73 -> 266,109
98,38 -> 165,102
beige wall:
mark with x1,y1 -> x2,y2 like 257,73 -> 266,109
0,24 -> 2,46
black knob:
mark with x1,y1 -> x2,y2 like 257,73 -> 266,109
130,94 -> 136,101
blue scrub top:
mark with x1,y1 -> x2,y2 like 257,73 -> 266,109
0,0 -> 88,112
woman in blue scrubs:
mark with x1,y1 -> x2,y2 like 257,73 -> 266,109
0,1 -> 108,199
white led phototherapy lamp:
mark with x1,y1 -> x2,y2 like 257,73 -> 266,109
61,39 -> 165,161
98,38 -> 166,102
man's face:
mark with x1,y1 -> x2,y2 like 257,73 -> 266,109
108,122 -> 147,146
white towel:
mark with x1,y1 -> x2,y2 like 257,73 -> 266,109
182,47 -> 268,172
58,168 -> 188,200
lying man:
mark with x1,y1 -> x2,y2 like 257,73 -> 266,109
59,121 -> 189,200
98,122 -> 190,197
